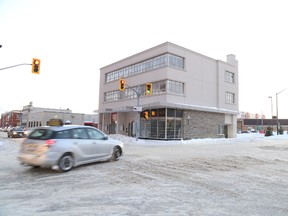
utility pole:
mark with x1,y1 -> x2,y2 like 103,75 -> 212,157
276,88 -> 287,135
268,96 -> 273,129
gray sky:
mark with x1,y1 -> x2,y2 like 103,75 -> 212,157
1,0 -> 288,118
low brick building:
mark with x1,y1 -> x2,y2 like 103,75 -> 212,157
0,110 -> 22,128
238,118 -> 288,132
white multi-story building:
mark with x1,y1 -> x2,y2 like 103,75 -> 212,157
98,42 -> 238,139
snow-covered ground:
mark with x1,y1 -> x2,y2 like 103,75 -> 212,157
109,131 -> 288,145
0,131 -> 286,149
0,132 -> 288,216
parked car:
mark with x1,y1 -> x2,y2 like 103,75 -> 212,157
7,127 -> 28,138
18,125 -> 124,172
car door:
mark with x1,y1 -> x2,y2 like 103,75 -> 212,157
85,128 -> 112,159
69,128 -> 94,162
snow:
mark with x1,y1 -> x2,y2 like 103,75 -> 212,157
109,132 -> 288,145
1,132 -> 288,215
1,131 -> 286,149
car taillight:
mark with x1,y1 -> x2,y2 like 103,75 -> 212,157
45,139 -> 56,147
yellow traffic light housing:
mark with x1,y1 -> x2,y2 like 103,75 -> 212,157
119,79 -> 125,91
146,83 -> 152,95
32,58 -> 41,74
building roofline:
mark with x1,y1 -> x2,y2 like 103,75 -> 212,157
100,42 -> 236,70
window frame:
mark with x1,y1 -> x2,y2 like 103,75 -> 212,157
225,92 -> 235,104
225,71 -> 235,83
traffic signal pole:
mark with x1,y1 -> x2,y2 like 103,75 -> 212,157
119,79 -> 152,141
124,83 -> 145,141
0,63 -> 32,71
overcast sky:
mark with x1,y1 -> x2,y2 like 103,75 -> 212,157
1,0 -> 288,118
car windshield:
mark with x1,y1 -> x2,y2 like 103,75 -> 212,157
14,128 -> 24,131
28,129 -> 54,140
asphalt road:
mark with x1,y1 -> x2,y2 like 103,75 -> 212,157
0,132 -> 288,216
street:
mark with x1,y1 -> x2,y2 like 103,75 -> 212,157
0,131 -> 288,216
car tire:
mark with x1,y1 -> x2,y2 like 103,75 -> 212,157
58,154 -> 74,172
32,165 -> 40,169
110,147 -> 121,162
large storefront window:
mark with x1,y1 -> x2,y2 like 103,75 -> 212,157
140,108 -> 182,139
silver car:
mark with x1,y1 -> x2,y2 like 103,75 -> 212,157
18,125 -> 124,172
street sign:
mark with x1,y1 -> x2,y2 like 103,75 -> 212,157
133,106 -> 142,112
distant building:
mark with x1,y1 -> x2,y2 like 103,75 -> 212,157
238,118 -> 288,132
98,42 -> 239,139
0,110 -> 22,128
238,111 -> 266,120
20,102 -> 85,129
0,102 -> 99,130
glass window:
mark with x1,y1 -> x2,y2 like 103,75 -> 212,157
218,125 -> 224,134
167,119 -> 175,138
175,120 -> 182,138
71,128 -> 89,139
105,53 -> 184,83
176,110 -> 183,118
225,71 -> 234,83
225,92 -> 235,104
140,108 -> 183,139
158,119 -> 165,138
151,119 -> 158,138
86,128 -> 105,140
55,130 -> 71,139
151,109 -> 157,117
158,109 -> 166,117
167,80 -> 184,95
28,129 -> 54,140
160,83 -> 166,92
167,109 -> 175,117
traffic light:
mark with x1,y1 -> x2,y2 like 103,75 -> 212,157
32,58 -> 41,74
144,111 -> 149,119
146,83 -> 152,95
119,79 -> 125,91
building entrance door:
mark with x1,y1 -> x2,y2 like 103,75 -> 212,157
128,121 -> 136,137
224,125 -> 228,138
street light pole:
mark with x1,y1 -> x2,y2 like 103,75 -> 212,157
276,88 -> 287,135
268,96 -> 273,129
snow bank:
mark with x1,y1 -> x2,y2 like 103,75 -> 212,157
109,132 -> 288,146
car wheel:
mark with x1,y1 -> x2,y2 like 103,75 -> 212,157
32,165 -> 40,169
58,154 -> 74,172
110,147 -> 121,162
